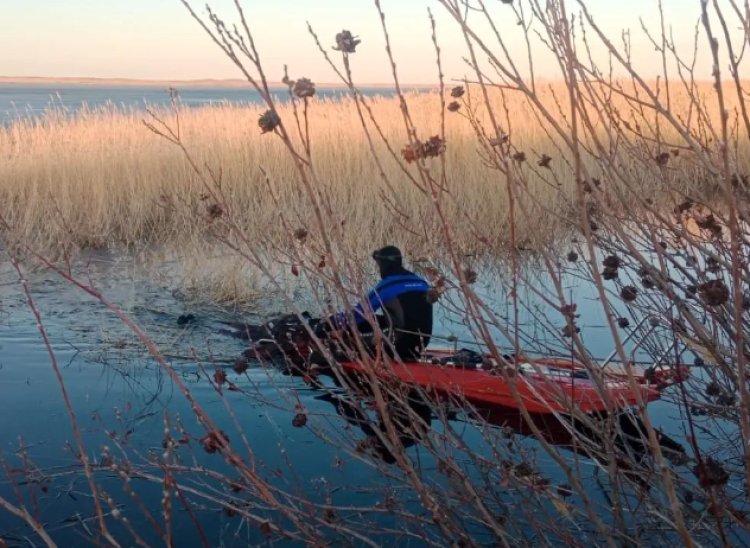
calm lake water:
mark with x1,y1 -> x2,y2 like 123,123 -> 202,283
0,250 -> 737,545
0,84 -> 425,124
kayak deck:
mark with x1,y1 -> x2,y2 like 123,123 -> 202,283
338,348 -> 687,415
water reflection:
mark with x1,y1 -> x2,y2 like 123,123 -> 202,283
313,385 -> 687,476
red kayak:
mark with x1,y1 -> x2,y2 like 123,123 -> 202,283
337,349 -> 688,415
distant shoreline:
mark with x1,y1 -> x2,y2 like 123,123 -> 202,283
0,76 -> 434,89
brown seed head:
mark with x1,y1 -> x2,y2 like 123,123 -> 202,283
292,413 -> 308,428
698,279 -> 729,306
693,457 -> 729,487
447,101 -> 461,112
293,227 -> 308,241
232,358 -> 249,374
423,135 -> 446,158
293,77 -> 316,99
464,269 -> 478,284
512,151 -> 526,163
537,154 -> 552,168
602,255 -> 621,269
620,286 -> 638,302
401,136 -> 446,163
333,30 -> 361,53
258,110 -> 281,133
488,134 -> 509,147
200,430 -> 230,454
450,85 -> 465,98
206,203 -> 223,219
655,152 -> 670,166
213,368 -> 227,385
602,267 -> 618,281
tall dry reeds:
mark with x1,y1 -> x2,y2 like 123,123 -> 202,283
2,81 -> 745,261
2,0 -> 750,546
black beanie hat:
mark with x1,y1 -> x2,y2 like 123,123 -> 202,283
371,245 -> 403,264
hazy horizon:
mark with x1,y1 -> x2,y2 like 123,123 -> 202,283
2,0 -> 726,85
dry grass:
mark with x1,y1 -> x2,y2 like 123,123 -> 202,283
1,82 -> 746,264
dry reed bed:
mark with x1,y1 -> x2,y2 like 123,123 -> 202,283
0,83 -> 746,260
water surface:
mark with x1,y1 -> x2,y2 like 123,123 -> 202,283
0,84 -> 428,124
0,253 -> 734,545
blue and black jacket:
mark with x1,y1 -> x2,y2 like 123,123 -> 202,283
334,268 -> 433,359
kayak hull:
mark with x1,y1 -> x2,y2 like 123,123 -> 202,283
337,349 -> 680,415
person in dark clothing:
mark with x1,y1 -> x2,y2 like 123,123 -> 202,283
316,245 -> 433,360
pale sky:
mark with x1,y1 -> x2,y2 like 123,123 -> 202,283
1,0 -> 727,84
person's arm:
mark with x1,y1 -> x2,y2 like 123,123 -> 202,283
332,285 -> 385,328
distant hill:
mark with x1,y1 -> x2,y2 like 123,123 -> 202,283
0,76 -> 432,89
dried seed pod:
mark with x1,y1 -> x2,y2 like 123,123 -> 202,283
602,267 -> 618,281
333,30 -> 361,53
423,135 -> 446,158
602,255 -> 621,269
450,86 -> 465,98
698,279 -> 729,306
561,323 -> 580,337
200,430 -> 230,454
213,368 -> 227,385
258,110 -> 281,133
514,462 -> 534,477
641,277 -> 655,289
401,136 -> 446,163
292,413 -> 308,428
537,154 -> 552,168
206,203 -> 223,219
512,151 -> 526,163
232,358 -> 249,374
401,142 -> 421,163
617,317 -> 630,329
488,134 -> 509,147
293,227 -> 308,241
620,286 -> 638,302
705,381 -> 722,398
464,269 -> 478,284
447,101 -> 461,112
655,152 -> 670,166
566,251 -> 579,262
693,457 -> 729,487
582,178 -> 601,193
293,77 -> 316,98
